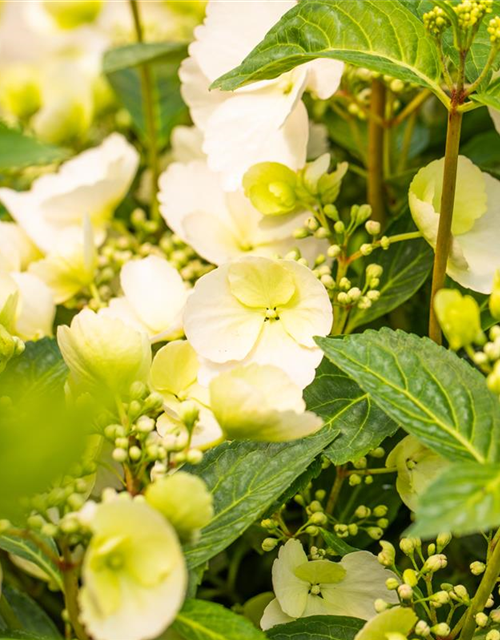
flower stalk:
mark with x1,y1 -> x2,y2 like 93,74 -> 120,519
367,79 -> 387,226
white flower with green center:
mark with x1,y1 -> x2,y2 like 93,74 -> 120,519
57,309 -> 151,398
409,155 -> 500,293
100,256 -> 189,342
158,159 -> 326,265
183,256 -> 333,389
0,133 -> 139,254
209,363 -> 323,442
261,540 -> 398,630
180,0 -> 344,189
151,340 -> 223,450
79,494 -> 187,640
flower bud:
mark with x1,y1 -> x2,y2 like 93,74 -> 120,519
374,598 -> 389,613
470,561 -> 486,575
490,609 -> 500,623
490,271 -> 500,320
367,527 -> 384,540
310,512 -> 327,526
436,532 -> 452,551
243,162 -> 298,216
386,577 -> 400,590
434,289 -> 483,350
262,537 -> 279,552
487,631 -> 500,640
424,554 -> 447,572
452,585 -> 469,602
398,584 -> 413,600
403,569 -> 418,587
415,621 -> 431,637
475,613 -> 489,628
399,538 -> 416,555
373,505 -> 389,517
431,623 -> 450,637
366,220 -> 381,236
355,505 -> 371,519
431,590 -> 450,606
306,525 -> 319,536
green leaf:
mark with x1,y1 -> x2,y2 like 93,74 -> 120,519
317,329 -> 500,464
304,359 -> 398,465
462,130 -> 500,178
104,42 -> 188,149
320,529 -> 359,556
346,219 -> 433,331
0,586 -> 61,637
213,0 -> 446,103
102,41 -> 187,75
0,634 -> 56,640
183,425 -> 339,568
266,615 -> 365,640
0,124 -> 69,171
0,536 -> 62,591
171,600 -> 267,640
472,77 -> 500,112
412,462 -> 500,537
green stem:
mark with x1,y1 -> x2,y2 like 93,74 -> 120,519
458,528 -> 500,640
391,89 -> 432,128
397,110 -> 418,173
346,231 -> 422,265
0,591 -> 22,630
129,0 -> 160,222
428,107 -> 463,344
325,466 -> 347,515
367,79 -> 387,225
60,543 -> 90,640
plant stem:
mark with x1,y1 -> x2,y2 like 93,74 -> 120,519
326,466 -> 347,515
428,107 -> 463,344
457,528 -> 500,640
367,79 -> 387,225
346,231 -> 422,265
60,542 -> 90,640
391,89 -> 432,128
129,0 -> 160,222
0,591 -> 22,629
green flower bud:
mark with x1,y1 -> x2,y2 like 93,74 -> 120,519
475,613 -> 489,628
334,221 -> 345,235
471,561 -> 486,575
490,609 -> 500,623
434,289 -> 483,350
306,525 -> 319,536
386,577 -> 400,590
436,532 -> 452,551
366,220 -> 381,236
42,0 -> 102,29
398,583 -> 413,600
487,631 -> 500,640
355,505 -> 371,519
374,598 -> 389,612
112,448 -> 128,463
399,538 -> 416,555
327,244 -> 341,258
423,554 -> 447,572
415,621 -> 431,637
243,162 -> 298,215
403,569 -> 418,587
310,512 -> 327,526
309,500 -> 323,513
431,623 -> 450,637
373,505 -> 389,517
178,400 -> 200,431
368,527 -> 384,540
262,537 -> 279,552
145,472 -> 213,542
431,590 -> 450,606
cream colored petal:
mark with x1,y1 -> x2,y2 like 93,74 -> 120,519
321,551 -> 399,620
0,221 -> 40,271
179,56 -> 225,131
121,256 -> 188,335
227,257 -> 296,308
150,340 -> 199,398
303,59 -> 344,100
170,125 -> 205,163
203,88 -> 309,191
11,271 -> 55,340
273,539 -> 310,618
184,264 -> 265,363
279,260 -> 333,347
260,598 -> 295,631
99,298 -> 146,335
451,172 -> 500,293
182,212 -> 242,265
158,160 -> 229,239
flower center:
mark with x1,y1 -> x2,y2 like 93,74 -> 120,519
310,584 -> 321,596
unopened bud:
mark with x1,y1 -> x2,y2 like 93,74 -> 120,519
471,561 -> 486,575
262,537 -> 279,552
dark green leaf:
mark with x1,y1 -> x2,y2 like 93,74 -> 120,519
184,425 -> 340,569
305,359 -> 398,465
213,0 -> 446,103
102,41 -> 187,74
412,462 -> 500,537
266,615 -> 365,640
320,529 -> 358,556
172,600 -> 267,640
0,634 -> 56,640
462,130 -> 500,178
317,329 -> 500,463
0,586 -> 61,637
0,124 -> 69,171
346,220 -> 433,331
472,77 -> 500,112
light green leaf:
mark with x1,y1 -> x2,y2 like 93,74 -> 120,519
104,43 -> 188,148
472,77 -> 500,112
213,0 -> 447,104
0,124 -> 69,171
266,615 -> 365,640
0,586 -> 61,637
412,462 -> 500,537
0,536 -> 62,591
317,329 -> 500,464
171,600 -> 267,640
102,41 -> 187,75
304,359 -> 398,465
183,425 -> 339,568
346,219 -> 433,332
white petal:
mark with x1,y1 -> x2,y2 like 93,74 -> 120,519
182,212 -> 243,265
279,260 -> 333,347
451,173 -> 500,293
272,539 -> 310,618
0,221 -> 40,271
170,125 -> 205,163
120,256 -> 188,336
489,108 -> 500,135
184,264 -> 265,363
158,160 -> 228,239
179,56 -> 225,131
11,271 -> 55,339
304,59 -> 344,100
99,298 -> 147,335
203,84 -> 309,190
189,0 -> 295,83
321,552 -> 399,620
261,598 -> 294,631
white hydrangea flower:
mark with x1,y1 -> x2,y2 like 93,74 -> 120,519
209,363 -> 323,442
180,0 -> 344,189
57,309 -> 151,397
151,340 -> 223,450
0,133 -> 139,253
183,256 -> 332,389
0,270 -> 55,340
0,221 -> 40,273
158,159 -> 325,265
409,155 -> 500,293
261,540 -> 399,630
79,493 -> 187,640
100,256 -> 189,342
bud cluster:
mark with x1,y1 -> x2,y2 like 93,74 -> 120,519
423,6 -> 451,37
454,0 -> 493,30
